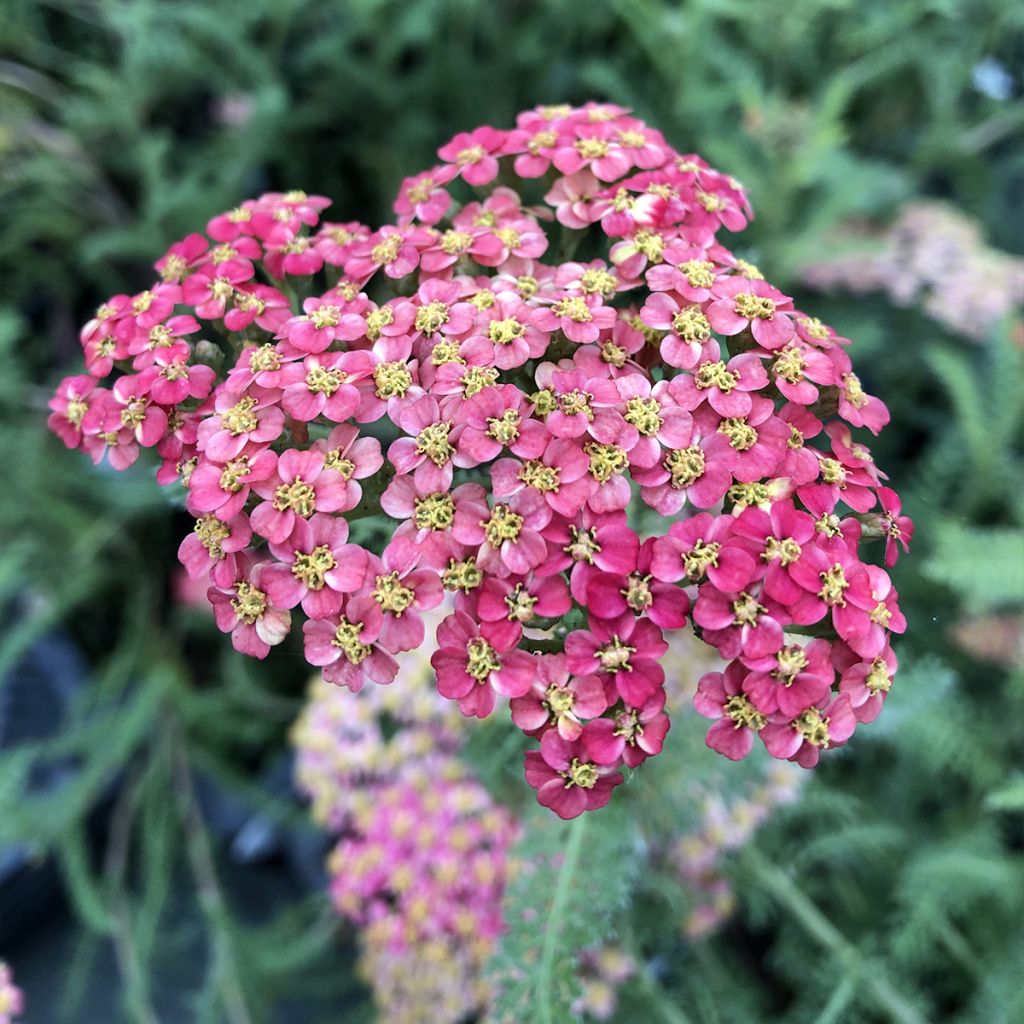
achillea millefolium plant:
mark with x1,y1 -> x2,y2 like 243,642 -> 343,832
48,103 -> 913,818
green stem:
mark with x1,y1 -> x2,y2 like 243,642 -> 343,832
745,848 -> 929,1024
538,814 -> 588,1024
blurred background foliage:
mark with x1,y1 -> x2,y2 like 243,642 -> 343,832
0,0 -> 1022,1022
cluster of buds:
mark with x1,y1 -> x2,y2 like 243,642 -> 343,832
0,963 -> 22,1024
802,200 -> 1024,342
50,102 -> 912,817
292,638 -> 516,1024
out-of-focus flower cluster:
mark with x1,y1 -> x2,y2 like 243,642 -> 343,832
292,636 -> 516,1024
802,200 -> 1024,342
570,945 -> 637,1021
51,102 -> 913,816
0,963 -> 23,1024
674,763 -> 803,937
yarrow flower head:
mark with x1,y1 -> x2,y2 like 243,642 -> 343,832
50,104 -> 912,817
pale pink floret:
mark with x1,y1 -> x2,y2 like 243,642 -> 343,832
360,536 -> 445,652
587,537 -> 690,630
262,514 -> 368,619
209,559 -> 292,660
459,384 -> 549,463
706,276 -> 795,350
490,439 -> 593,519
452,488 -> 553,577
249,448 -> 352,543
309,424 -> 384,510
742,638 -> 835,719
186,447 -> 277,521
279,350 -> 373,423
197,386 -> 285,462
836,641 -> 898,724
437,126 -> 506,186
544,170 -> 605,229
668,342 -> 768,417
178,511 -> 252,589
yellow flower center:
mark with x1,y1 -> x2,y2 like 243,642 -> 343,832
597,636 -> 635,671
565,526 -> 600,564
413,493 -> 455,531
585,442 -> 629,483
633,231 -> 664,262
373,361 -> 412,399
575,137 -> 609,159
221,396 -> 259,436
443,556 -> 483,593
519,460 -> 560,492
773,345 -> 806,384
865,658 -> 892,695
545,685 -> 575,717
773,645 -> 809,684
482,504 -> 524,547
624,396 -> 663,436
695,360 -> 739,393
273,477 -> 317,517
734,292 -> 776,320
732,591 -> 766,626
371,234 -> 401,266
665,445 -> 706,489
248,345 -> 281,372
331,617 -> 371,664
623,573 -> 654,612
795,707 -> 831,747
504,583 -> 538,622
373,571 -> 416,614
292,545 -> 337,590
415,421 -> 455,466
365,307 -> 394,340
725,694 -> 766,730
66,397 -> 89,427
218,457 -> 250,493
552,297 -> 593,323
763,537 -> 802,566
842,372 -> 868,408
488,317 -> 527,346
440,230 -> 472,255
580,268 -> 618,298
231,581 -> 267,624
818,563 -> 849,606
682,539 -> 720,579
306,365 -> 344,395
194,515 -> 230,558
671,305 -> 712,341
415,300 -> 450,336
456,145 -> 485,166
466,636 -> 500,680
718,417 -> 758,451
323,450 -> 356,478
486,409 -> 521,444
567,758 -> 598,789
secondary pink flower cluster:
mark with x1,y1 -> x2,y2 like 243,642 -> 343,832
0,963 -> 22,1024
674,763 -> 803,937
50,102 -> 912,816
802,200 -> 1024,342
292,643 -> 515,1024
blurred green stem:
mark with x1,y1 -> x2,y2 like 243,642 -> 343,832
745,849 -> 929,1024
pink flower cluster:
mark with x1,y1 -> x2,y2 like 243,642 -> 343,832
292,643 -> 515,1024
0,963 -> 22,1024
50,102 -> 913,816
802,200 -> 1024,342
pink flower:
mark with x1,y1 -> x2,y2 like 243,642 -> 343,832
387,395 -> 470,493
452,489 -> 553,576
587,537 -> 690,629
224,285 -> 292,333
700,396 -> 789,483
583,692 -> 670,768
742,639 -> 835,719
706,277 -> 795,350
787,539 -> 877,642
545,170 -> 604,229
262,225 -> 324,277
460,384 -> 549,463
692,582 -> 785,662
310,423 -> 385,510
761,694 -> 857,768
490,439 -> 593,519
837,641 -> 897,724
262,514 -> 368,618
361,536 -> 445,652
533,291 -> 618,345
279,350 -> 372,423
836,370 -> 890,434
565,612 -> 667,708
182,263 -> 251,320
431,610 -> 535,718
186,448 -> 277,520
469,293 -> 550,369
876,486 -> 914,566
344,225 -> 426,282
639,291 -> 715,369
694,662 -> 765,761
303,595 -> 399,692
523,729 -> 624,819
650,513 -> 756,589
552,124 -> 633,181
437,126 -> 506,186
767,341 -> 835,405
474,572 -> 571,649
668,342 -> 769,416
279,296 -> 366,354
178,512 -> 252,588
393,165 -> 457,224
249,449 -> 353,543
48,375 -> 97,449
197,387 -> 285,462
380,480 -> 481,569
539,509 -> 640,604
209,559 -> 292,659
510,654 -> 608,740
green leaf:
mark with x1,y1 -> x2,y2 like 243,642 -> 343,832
487,801 -> 640,1024
923,521 -> 1024,611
